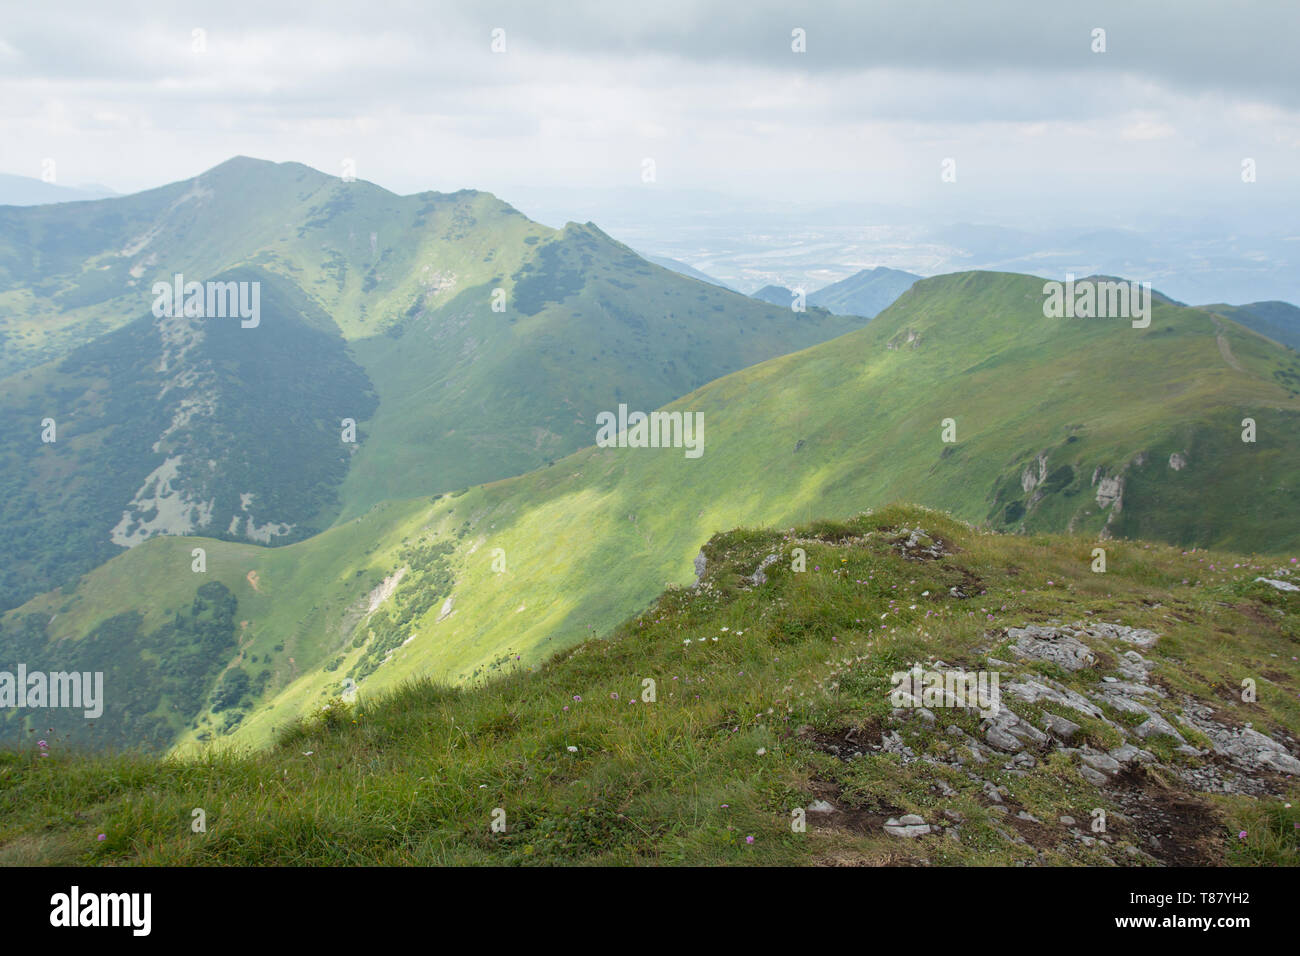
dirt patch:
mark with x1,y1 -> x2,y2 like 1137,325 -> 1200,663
246,570 -> 262,593
803,778 -> 904,837
1233,602 -> 1278,628
1106,767 -> 1227,865
799,721 -> 883,761
945,565 -> 984,599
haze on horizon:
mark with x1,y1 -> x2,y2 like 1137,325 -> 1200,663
2,1 -> 1299,298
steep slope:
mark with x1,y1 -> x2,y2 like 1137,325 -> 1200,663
337,220 -> 862,518
6,270 -> 1296,752
2,506 -> 1296,866
1199,301 -> 1300,350
809,266 -> 920,318
0,158 -> 863,609
0,266 -> 377,614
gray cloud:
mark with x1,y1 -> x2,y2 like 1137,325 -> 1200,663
0,0 -> 1295,218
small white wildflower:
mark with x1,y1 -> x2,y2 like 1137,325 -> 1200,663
756,747 -> 767,756
566,746 -> 578,753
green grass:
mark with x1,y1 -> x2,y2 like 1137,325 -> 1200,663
6,269 -> 1298,752
2,505 -> 1294,866
0,157 -> 861,613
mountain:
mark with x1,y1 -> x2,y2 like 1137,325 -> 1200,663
7,270 -> 1297,752
4,503 -> 1296,865
751,284 -> 796,307
808,266 -> 920,318
0,173 -> 117,207
0,157 -> 864,612
1198,301 -> 1300,350
643,254 -> 734,290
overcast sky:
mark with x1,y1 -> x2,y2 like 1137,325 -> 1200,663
2,0 -> 1297,224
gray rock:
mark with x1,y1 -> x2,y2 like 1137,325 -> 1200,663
982,705 -> 1050,753
1214,727 -> 1300,774
1043,712 -> 1082,741
1008,625 -> 1097,671
1109,743 -> 1155,765
1255,577 -> 1300,593
985,726 -> 1024,752
1084,622 -> 1159,648
807,799 -> 835,814
1133,714 -> 1186,743
746,552 -> 780,586
693,551 -> 707,582
1005,679 -> 1104,719
1080,750 -> 1122,773
1079,765 -> 1109,786
883,817 -> 932,838
899,814 -> 926,826
1059,815 -> 1076,826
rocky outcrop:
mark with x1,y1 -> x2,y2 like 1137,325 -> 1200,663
1095,475 -> 1124,511
1021,454 -> 1048,493
871,618 -> 1300,856
746,553 -> 780,587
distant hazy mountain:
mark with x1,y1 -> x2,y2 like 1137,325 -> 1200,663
0,173 -> 117,206
749,269 -> 919,318
750,284 -> 795,307
644,254 -> 733,290
808,266 -> 920,318
1198,300 -> 1300,349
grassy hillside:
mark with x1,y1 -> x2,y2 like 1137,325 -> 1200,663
0,498 -> 428,750
1199,301 -> 1300,350
0,158 -> 862,610
1,505 -> 1295,866
6,270 -> 1297,753
0,266 -> 377,613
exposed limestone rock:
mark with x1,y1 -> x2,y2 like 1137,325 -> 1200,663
746,553 -> 780,587
1095,475 -> 1124,510
1042,712 -> 1082,741
982,705 -> 1049,753
1255,577 -> 1300,593
884,814 -> 931,837
1082,621 -> 1159,648
1178,703 -> 1300,775
1004,677 -> 1104,719
1169,452 -> 1187,471
1008,624 -> 1097,671
1021,454 -> 1048,493
367,567 -> 408,613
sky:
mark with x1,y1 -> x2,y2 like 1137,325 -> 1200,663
1,0 -> 1297,229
